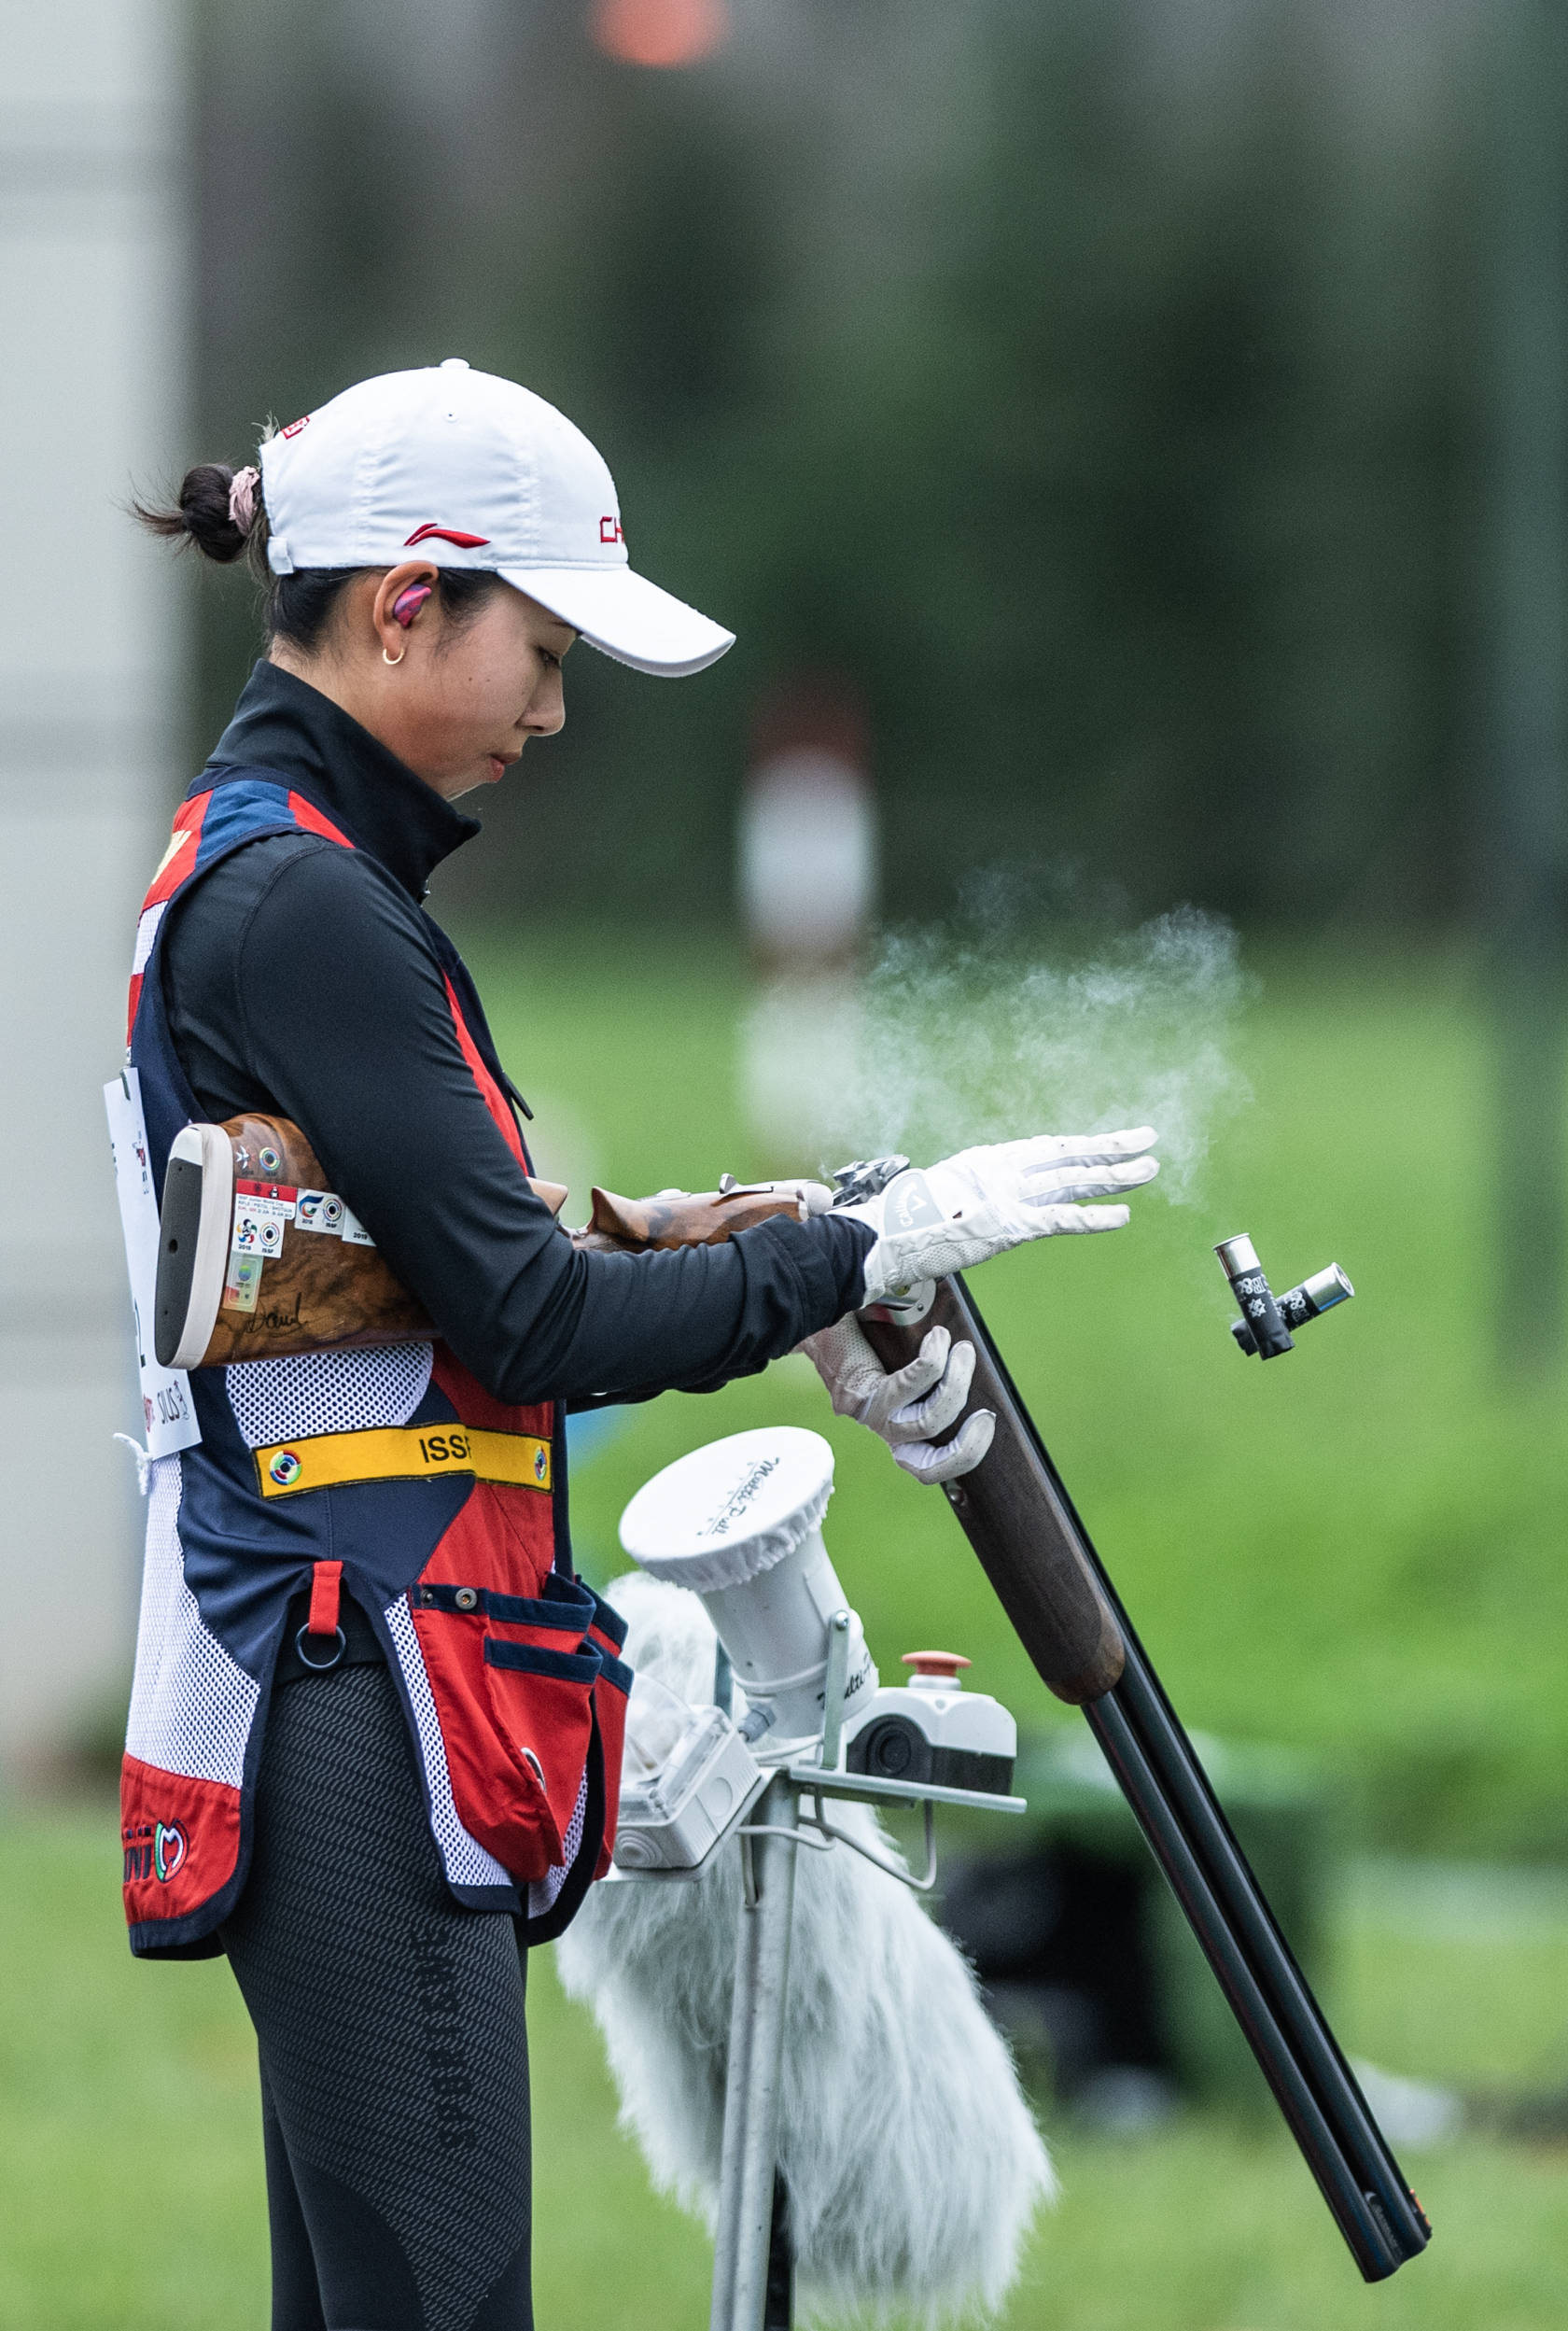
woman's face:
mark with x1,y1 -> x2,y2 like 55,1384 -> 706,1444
273,562 -> 576,802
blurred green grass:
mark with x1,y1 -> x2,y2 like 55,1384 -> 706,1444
6,1803 -> 1568,2329
14,927 -> 1568,2324
468,926 -> 1568,1859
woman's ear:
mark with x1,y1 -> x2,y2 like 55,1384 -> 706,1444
371,560 -> 441,660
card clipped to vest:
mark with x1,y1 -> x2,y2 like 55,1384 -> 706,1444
153,1113 -> 818,1369
105,1068 -> 203,1456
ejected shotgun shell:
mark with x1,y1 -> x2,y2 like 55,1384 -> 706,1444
1231,1262 -> 1354,1356
1215,1232 -> 1295,1359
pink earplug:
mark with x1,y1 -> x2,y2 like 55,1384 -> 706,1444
392,583 -> 433,628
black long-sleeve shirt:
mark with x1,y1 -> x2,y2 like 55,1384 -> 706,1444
162,660 -> 870,1405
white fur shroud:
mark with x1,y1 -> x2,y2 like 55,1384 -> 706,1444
555,1574 -> 1054,2323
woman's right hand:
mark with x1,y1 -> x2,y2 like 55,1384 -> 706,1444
837,1130 -> 1160,1307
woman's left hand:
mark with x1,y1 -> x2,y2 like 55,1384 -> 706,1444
797,1314 -> 995,1485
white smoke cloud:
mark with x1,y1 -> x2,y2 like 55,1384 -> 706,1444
797,893 -> 1252,1203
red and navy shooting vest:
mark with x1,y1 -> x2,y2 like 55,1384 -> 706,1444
120,769 -> 630,1956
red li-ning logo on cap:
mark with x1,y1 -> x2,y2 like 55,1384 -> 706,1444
600,515 -> 623,545
404,524 -> 492,549
280,416 -> 310,439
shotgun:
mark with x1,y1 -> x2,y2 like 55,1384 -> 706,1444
152,1123 -> 1431,2278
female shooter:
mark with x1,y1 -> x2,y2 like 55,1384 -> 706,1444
126,359 -> 1157,2331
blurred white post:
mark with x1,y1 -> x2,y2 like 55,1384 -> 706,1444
0,0 -> 189,1776
738,688 -> 876,1163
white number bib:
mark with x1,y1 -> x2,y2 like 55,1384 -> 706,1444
105,1067 -> 202,1459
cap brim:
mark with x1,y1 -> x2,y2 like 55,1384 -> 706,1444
497,563 -> 735,678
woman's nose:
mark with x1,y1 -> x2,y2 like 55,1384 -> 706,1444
525,667 -> 566,736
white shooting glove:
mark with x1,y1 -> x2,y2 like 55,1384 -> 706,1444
798,1314 -> 997,1485
840,1130 -> 1159,1306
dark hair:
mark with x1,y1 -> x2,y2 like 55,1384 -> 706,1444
134,459 -> 505,653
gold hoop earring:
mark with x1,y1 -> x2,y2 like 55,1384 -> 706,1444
383,643 -> 405,667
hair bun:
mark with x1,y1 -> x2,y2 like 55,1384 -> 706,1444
133,461 -> 261,565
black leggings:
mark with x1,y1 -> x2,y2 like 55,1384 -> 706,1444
221,1659 -> 533,2330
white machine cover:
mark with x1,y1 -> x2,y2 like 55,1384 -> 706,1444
618,1426 -> 835,1594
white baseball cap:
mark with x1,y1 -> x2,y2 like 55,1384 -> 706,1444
257,359 -> 735,678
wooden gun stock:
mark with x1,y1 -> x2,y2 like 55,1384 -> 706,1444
579,1180 -> 813,1251
153,1115 -> 809,1370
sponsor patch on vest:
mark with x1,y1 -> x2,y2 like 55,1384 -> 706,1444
254,1424 -> 553,1499
122,1818 -> 189,1886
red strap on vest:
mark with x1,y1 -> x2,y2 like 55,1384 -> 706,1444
287,789 -> 354,849
307,1560 -> 343,1638
442,975 -> 525,1166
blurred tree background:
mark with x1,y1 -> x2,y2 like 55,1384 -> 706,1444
187,0 -> 1481,934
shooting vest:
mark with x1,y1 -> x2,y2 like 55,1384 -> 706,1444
119,768 -> 630,1958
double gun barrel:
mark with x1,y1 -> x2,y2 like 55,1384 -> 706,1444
863,1282 -> 1428,2282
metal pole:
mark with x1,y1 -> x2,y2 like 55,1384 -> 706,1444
1485,0 -> 1568,1374
709,1853 -> 760,2331
709,1775 -> 801,2331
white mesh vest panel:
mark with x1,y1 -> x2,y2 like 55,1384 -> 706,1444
125,1455 -> 260,1788
224,1341 -> 435,1448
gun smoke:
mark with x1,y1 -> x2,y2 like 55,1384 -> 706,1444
803,894 -> 1251,1202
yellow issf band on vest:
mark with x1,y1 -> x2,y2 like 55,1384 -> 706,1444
254,1425 -> 553,1500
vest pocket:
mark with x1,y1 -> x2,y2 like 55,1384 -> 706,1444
409,1571 -> 631,1889
590,1649 -> 632,1878
583,1582 -> 629,1661
482,1636 -> 600,1874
